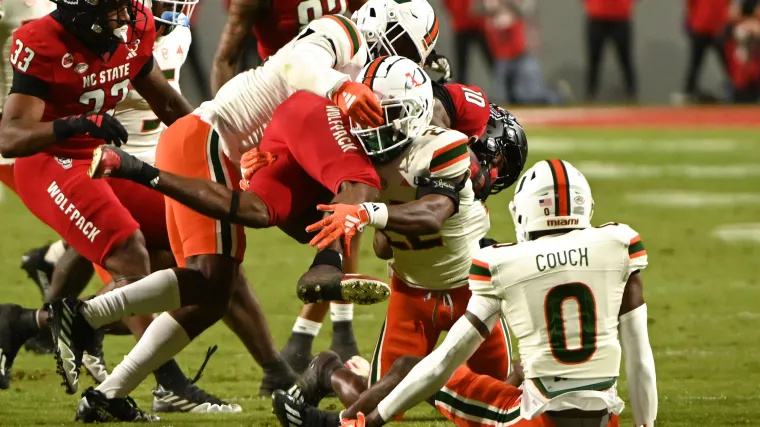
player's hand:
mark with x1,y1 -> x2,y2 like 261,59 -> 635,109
53,112 -> 128,147
239,147 -> 276,190
306,203 -> 371,255
424,50 -> 452,84
332,81 -> 384,128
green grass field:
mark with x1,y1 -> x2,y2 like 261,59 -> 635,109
1,127 -> 759,426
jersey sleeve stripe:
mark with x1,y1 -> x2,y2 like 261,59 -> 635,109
323,15 -> 360,58
430,138 -> 468,172
546,159 -> 571,217
469,260 -> 491,281
162,69 -> 176,81
628,235 -> 646,258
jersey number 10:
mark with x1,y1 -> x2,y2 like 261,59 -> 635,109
298,0 -> 347,27
544,282 -> 598,364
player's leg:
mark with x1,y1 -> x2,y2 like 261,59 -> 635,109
0,304 -> 48,389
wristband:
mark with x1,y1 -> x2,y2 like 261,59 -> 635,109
310,248 -> 343,270
135,162 -> 160,188
361,202 -> 388,229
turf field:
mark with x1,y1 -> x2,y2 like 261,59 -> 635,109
1,111 -> 759,426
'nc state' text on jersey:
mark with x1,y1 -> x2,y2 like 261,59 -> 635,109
325,106 -> 358,152
47,181 -> 101,242
82,63 -> 131,88
536,247 -> 588,272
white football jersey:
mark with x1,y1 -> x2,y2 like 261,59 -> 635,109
113,26 -> 191,165
469,223 -> 648,417
0,0 -> 56,164
376,126 -> 489,290
194,14 -> 368,167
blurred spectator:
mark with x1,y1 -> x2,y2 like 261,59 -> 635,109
682,0 -> 731,101
584,0 -> 638,102
482,0 -> 562,105
725,0 -> 760,102
442,0 -> 493,83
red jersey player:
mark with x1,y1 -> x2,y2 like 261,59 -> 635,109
210,0 -> 367,94
0,0 -> 244,419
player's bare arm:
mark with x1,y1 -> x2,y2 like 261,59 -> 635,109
0,94 -> 53,158
210,0 -> 268,95
131,58 -> 194,125
430,98 -> 451,129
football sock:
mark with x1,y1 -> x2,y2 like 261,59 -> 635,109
330,303 -> 356,345
97,313 -> 190,399
293,317 -> 322,337
17,308 -> 40,340
153,359 -> 187,388
80,269 -> 180,329
329,302 -> 353,323
44,240 -> 66,265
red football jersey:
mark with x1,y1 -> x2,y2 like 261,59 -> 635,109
10,8 -> 156,158
444,83 -> 491,139
253,0 -> 349,60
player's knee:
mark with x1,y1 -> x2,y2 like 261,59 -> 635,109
105,231 -> 151,278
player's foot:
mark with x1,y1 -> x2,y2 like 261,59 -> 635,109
0,304 -> 40,390
272,389 -> 340,427
76,387 -> 160,423
281,332 -> 315,374
48,295 -> 96,394
259,358 -> 299,397
24,329 -> 55,355
20,244 -> 54,298
82,328 -> 108,383
290,351 -> 344,406
298,268 -> 390,305
152,379 -> 242,413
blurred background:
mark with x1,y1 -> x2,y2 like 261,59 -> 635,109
182,0 -> 760,106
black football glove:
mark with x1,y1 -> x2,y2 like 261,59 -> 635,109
53,112 -> 128,147
424,50 -> 452,84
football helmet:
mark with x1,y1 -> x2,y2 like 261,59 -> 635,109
509,160 -> 594,242
52,0 -> 147,53
469,105 -> 528,201
350,56 -> 434,163
144,0 -> 196,35
352,0 -> 438,65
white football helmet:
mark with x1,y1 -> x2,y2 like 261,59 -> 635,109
351,56 -> 434,162
509,160 -> 594,242
144,0 -> 197,29
352,0 -> 438,65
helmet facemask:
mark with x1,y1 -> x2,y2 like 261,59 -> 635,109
148,0 -> 196,37
55,0 -> 147,55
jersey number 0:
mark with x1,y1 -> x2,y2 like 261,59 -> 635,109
544,282 -> 598,364
297,0 -> 347,26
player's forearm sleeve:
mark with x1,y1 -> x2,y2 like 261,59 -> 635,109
376,295 -> 500,421
619,304 -> 658,427
281,42 -> 349,99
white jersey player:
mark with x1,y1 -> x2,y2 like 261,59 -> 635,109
340,160 -> 658,427
0,0 -> 56,166
196,0 -> 439,167
113,0 -> 194,165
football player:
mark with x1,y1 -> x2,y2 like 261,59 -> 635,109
277,57 -> 527,417
211,0 -> 369,95
279,160 -> 658,427
0,0 -> 244,416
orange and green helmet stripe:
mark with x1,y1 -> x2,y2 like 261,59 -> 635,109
430,138 -> 468,172
361,55 -> 389,87
323,14 -> 360,58
423,15 -> 439,49
546,159 -> 571,217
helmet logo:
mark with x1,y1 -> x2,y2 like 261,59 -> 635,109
405,71 -> 422,88
574,195 -> 585,205
61,53 -> 74,68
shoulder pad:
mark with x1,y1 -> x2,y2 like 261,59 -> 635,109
305,15 -> 363,61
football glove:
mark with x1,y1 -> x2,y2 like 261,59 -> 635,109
306,203 -> 371,255
424,51 -> 452,84
332,81 -> 384,128
53,112 -> 128,147
239,147 -> 276,191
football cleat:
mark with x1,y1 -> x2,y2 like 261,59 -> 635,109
291,351 -> 344,407
272,389 -> 339,427
152,346 -> 242,414
0,304 -> 40,390
20,244 -> 54,298
338,274 -> 391,305
82,328 -> 108,384
88,145 -> 123,179
49,295 -> 96,394
76,387 -> 160,423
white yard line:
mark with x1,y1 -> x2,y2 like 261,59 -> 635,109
712,223 -> 760,244
626,192 -> 760,207
571,162 -> 760,179
529,137 -> 739,153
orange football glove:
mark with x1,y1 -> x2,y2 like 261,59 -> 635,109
239,147 -> 276,191
306,203 -> 371,255
340,412 -> 366,427
332,81 -> 384,128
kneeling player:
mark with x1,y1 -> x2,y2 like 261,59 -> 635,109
275,160 -> 657,427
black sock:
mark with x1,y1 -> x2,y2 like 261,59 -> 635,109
331,321 -> 354,341
17,308 -> 41,341
288,331 -> 315,350
316,408 -> 341,427
153,359 -> 186,387
262,353 -> 295,375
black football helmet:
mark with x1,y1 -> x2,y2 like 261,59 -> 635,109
52,0 -> 147,55
469,104 -> 528,201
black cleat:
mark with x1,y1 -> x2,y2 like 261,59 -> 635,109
20,244 -> 54,298
272,389 -> 340,427
259,359 -> 298,397
152,346 -> 242,414
82,328 -> 108,384
281,332 -> 315,374
76,387 -> 159,423
290,351 -> 344,407
49,295 -> 96,394
0,304 -> 40,390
